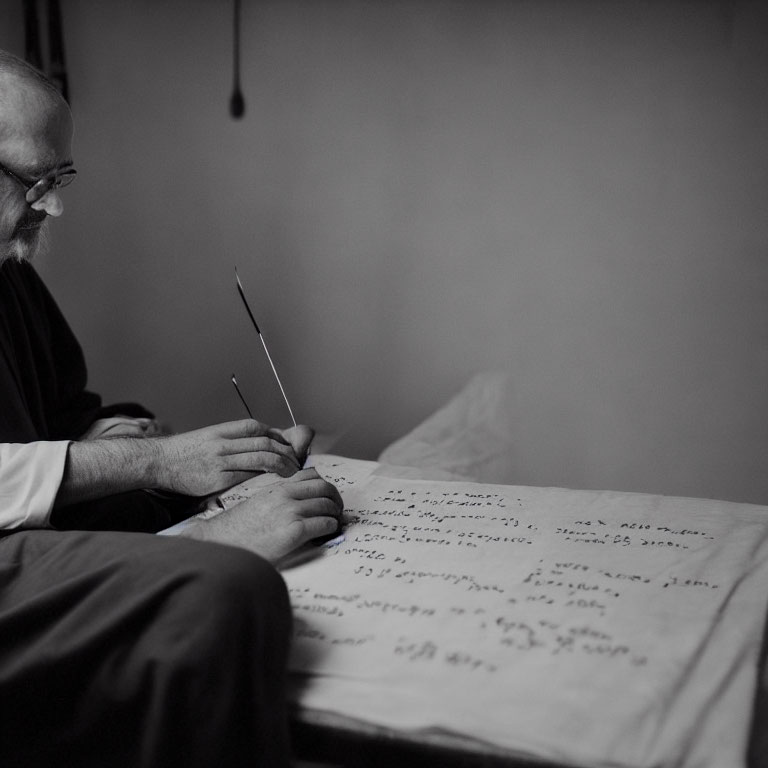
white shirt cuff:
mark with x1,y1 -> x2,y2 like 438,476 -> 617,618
0,441 -> 70,529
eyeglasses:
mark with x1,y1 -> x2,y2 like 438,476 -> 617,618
0,161 -> 77,204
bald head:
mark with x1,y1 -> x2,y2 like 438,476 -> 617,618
0,50 -> 74,263
0,50 -> 68,140
0,50 -> 60,97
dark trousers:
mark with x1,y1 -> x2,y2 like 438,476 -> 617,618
0,530 -> 292,767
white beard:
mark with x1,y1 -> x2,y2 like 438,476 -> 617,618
2,219 -> 50,263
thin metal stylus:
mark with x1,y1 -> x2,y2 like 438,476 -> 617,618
235,267 -> 298,427
231,374 -> 254,419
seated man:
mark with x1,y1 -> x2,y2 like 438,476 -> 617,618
0,196 -> 314,532
0,49 -> 342,767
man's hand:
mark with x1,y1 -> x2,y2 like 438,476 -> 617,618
180,468 -> 343,563
265,424 -> 313,467
57,419 -> 315,508
154,420 -> 314,497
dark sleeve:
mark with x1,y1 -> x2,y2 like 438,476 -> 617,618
0,260 -> 154,441
25,266 -> 154,439
1,262 -> 198,530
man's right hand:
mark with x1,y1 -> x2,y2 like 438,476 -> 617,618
153,419 -> 311,497
57,419 -> 314,508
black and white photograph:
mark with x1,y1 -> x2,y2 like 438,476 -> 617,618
0,2 -> 766,766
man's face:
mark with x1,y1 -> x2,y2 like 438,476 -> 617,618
0,80 -> 73,263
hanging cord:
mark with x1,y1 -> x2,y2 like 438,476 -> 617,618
23,0 -> 43,71
47,0 -> 69,102
229,0 -> 245,118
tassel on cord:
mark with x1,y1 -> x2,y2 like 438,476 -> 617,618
229,0 -> 245,118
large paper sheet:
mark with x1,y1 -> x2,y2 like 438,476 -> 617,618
221,455 -> 768,768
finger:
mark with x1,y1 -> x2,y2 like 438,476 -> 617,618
293,496 -> 343,519
281,467 -> 321,482
104,425 -> 149,437
105,418 -> 145,429
295,475 -> 344,510
277,425 -> 314,459
287,480 -> 344,511
142,419 -> 163,436
223,436 -> 302,466
114,417 -> 154,431
211,419 -> 272,439
264,428 -> 292,446
224,435 -> 298,457
97,419 -> 153,437
221,451 -> 300,477
300,516 -> 340,540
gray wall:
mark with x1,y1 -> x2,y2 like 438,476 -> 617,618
2,1 -> 768,503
